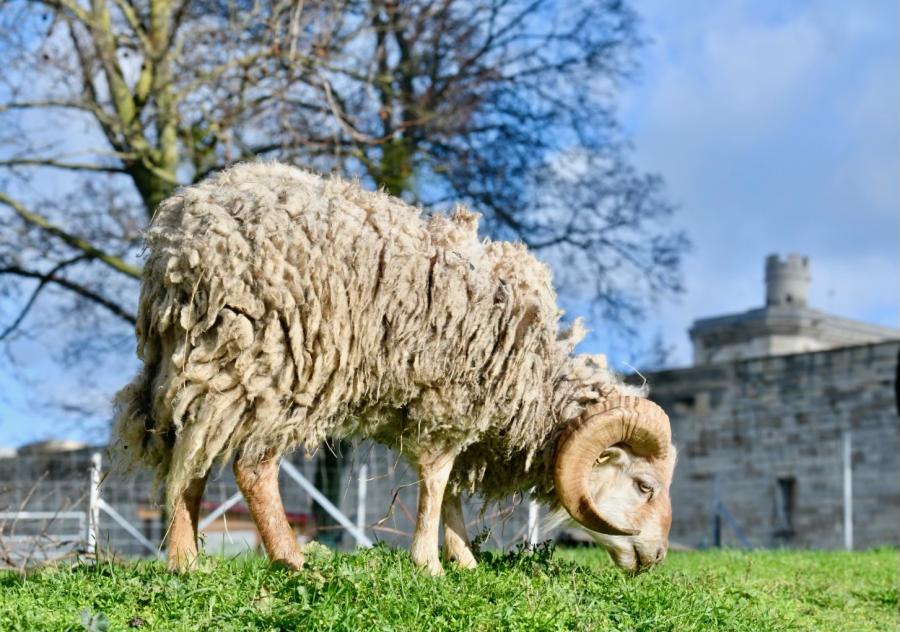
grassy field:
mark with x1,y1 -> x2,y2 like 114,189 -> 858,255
0,545 -> 896,631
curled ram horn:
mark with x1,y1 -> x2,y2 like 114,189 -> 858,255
554,396 -> 671,536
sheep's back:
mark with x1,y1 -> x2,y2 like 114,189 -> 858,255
116,162 -> 568,498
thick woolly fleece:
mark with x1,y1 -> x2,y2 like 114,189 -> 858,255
113,162 -> 633,506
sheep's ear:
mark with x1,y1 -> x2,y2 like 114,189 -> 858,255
597,446 -> 630,467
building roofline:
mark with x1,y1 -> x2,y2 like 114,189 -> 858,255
643,338 -> 900,382
689,305 -> 900,340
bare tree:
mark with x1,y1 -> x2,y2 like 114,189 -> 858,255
0,0 -> 686,421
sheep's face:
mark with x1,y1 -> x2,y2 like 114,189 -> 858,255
584,444 -> 676,572
553,395 -> 675,572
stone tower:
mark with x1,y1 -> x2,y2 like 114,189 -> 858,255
689,254 -> 900,364
765,253 -> 810,307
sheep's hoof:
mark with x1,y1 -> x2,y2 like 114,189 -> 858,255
166,552 -> 199,574
443,549 -> 478,570
412,555 -> 444,576
455,556 -> 478,570
270,555 -> 304,571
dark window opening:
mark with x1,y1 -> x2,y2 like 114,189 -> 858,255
772,477 -> 796,540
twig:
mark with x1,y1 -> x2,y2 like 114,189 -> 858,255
0,256 -> 88,340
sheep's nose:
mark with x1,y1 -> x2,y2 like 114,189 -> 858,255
654,546 -> 667,562
631,545 -> 667,572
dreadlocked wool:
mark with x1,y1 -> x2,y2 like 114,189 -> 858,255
114,162 -> 633,506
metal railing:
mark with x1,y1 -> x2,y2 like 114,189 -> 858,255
0,443 -> 545,569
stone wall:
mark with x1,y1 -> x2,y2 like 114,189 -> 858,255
641,340 -> 900,549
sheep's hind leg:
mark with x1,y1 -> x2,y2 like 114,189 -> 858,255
410,449 -> 456,576
166,474 -> 209,572
233,453 -> 304,570
442,493 -> 477,569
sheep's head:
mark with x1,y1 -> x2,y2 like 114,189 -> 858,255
553,396 -> 675,573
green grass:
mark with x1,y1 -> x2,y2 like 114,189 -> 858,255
0,545 -> 896,631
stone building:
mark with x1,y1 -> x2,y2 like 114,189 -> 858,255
645,255 -> 900,549
690,254 -> 900,364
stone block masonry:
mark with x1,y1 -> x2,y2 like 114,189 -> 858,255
640,340 -> 900,549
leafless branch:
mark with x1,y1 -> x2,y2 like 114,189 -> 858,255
0,192 -> 141,279
0,264 -> 136,325
0,158 -> 127,173
0,255 -> 89,340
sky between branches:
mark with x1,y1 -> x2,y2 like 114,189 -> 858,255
0,0 -> 897,446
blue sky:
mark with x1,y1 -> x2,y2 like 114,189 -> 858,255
602,0 -> 899,364
0,0 -> 897,447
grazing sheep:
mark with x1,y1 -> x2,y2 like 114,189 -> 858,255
114,162 -> 676,575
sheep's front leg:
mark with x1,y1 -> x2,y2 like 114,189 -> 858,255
234,454 -> 304,570
410,450 -> 456,576
166,474 -> 208,572
442,493 -> 477,569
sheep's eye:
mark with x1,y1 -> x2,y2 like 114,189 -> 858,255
636,480 -> 654,497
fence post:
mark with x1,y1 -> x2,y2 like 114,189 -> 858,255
87,452 -> 101,555
711,474 -> 721,548
527,499 -> 540,547
356,463 -> 368,535
843,430 -> 853,551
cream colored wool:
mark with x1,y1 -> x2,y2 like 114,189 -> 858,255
113,162 -> 636,507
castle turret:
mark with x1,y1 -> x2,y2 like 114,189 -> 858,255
689,254 -> 899,364
765,253 -> 810,307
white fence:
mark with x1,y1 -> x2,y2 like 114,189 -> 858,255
0,443 -> 545,569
